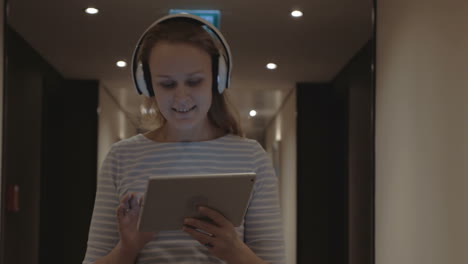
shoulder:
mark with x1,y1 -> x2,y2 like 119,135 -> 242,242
220,135 -> 269,166
222,134 -> 264,151
107,134 -> 149,155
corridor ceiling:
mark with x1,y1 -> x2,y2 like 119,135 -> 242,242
7,0 -> 373,141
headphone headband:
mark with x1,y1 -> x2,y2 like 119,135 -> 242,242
131,13 -> 232,97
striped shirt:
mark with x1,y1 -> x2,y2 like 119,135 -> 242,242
83,133 -> 286,264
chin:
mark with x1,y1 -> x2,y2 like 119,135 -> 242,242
170,119 -> 201,131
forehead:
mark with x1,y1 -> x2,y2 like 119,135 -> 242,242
148,42 -> 212,75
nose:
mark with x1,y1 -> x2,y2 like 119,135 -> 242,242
174,84 -> 190,103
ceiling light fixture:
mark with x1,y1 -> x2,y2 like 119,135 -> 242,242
116,61 -> 127,68
266,63 -> 277,70
85,7 -> 99,15
291,10 -> 303,18
249,110 -> 257,117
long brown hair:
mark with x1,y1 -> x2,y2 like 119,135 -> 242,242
137,19 -> 244,137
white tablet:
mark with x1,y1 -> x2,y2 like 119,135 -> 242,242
137,172 -> 256,232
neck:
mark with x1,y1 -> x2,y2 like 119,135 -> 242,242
153,122 -> 224,143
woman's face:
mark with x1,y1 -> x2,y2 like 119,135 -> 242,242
148,41 -> 213,132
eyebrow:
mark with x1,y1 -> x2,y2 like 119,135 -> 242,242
156,71 -> 204,78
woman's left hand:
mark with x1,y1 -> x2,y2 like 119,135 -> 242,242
182,206 -> 249,262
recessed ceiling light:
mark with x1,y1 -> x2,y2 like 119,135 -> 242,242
116,61 -> 127,68
291,10 -> 303,18
249,110 -> 257,117
266,63 -> 277,70
85,7 -> 99,15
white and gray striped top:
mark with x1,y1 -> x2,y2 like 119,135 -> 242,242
83,133 -> 285,264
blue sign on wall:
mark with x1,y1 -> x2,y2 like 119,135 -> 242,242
169,9 -> 221,29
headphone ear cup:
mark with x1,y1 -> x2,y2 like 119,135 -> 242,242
217,55 -> 228,94
135,62 -> 150,97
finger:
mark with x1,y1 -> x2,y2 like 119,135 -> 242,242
116,204 -> 127,218
120,193 -> 132,204
184,218 -> 218,237
183,226 -> 215,247
198,206 -> 230,227
116,204 -> 122,215
129,193 -> 139,210
138,194 -> 144,207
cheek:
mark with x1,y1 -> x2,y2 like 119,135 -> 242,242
154,96 -> 170,113
154,97 -> 163,108
198,93 -> 212,110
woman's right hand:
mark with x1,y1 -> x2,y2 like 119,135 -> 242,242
116,192 -> 155,253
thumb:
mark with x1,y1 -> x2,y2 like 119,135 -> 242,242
137,194 -> 145,207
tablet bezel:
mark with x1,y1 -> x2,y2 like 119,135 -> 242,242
137,172 -> 256,232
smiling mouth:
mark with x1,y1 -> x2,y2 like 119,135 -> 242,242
172,105 -> 197,113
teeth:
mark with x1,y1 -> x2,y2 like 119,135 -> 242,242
175,106 -> 195,113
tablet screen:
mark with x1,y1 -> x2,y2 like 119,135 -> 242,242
137,172 -> 256,232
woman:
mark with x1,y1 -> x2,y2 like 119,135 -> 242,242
83,14 -> 285,264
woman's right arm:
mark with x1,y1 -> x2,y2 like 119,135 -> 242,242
94,193 -> 154,264
83,147 -> 154,264
93,241 -> 140,264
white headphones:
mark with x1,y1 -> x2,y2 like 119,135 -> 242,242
131,13 -> 233,97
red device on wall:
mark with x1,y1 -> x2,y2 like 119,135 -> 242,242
7,184 -> 20,212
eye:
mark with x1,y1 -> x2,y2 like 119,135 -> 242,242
159,81 -> 175,89
187,78 -> 202,87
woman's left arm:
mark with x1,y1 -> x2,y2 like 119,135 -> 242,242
183,206 -> 269,264
183,142 -> 286,264
240,142 -> 286,264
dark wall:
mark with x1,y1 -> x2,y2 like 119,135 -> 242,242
2,25 -> 98,264
41,79 -> 99,264
2,25 -> 53,264
296,82 -> 349,264
62,80 -> 99,264
40,64 -> 66,264
296,40 -> 373,264
333,41 -> 373,264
